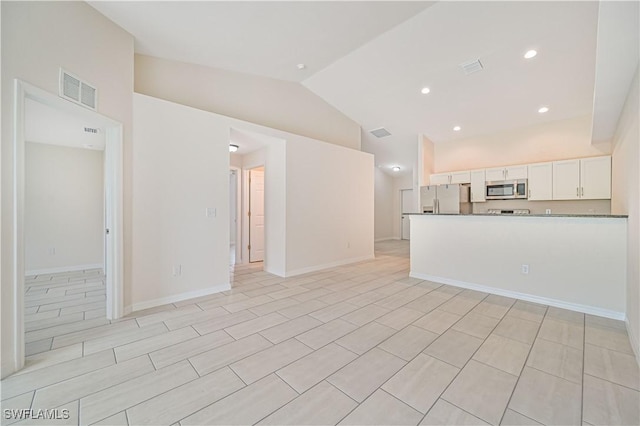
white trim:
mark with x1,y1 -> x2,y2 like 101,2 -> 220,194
128,284 -> 231,312
411,272 -> 626,320
626,317 -> 640,366
25,264 -> 104,276
284,255 -> 375,278
12,79 -> 124,375
375,237 -> 396,242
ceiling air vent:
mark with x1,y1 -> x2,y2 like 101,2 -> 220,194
459,59 -> 484,75
60,69 -> 98,111
370,127 -> 391,138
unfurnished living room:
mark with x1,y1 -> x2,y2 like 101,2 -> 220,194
1,1 -> 639,425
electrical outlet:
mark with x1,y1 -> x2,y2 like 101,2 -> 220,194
521,264 -> 529,275
48,248 -> 56,255
172,265 -> 182,276
545,209 -> 552,215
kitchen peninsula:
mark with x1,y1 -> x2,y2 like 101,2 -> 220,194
408,213 -> 627,319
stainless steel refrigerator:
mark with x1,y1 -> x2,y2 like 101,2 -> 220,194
420,184 -> 471,214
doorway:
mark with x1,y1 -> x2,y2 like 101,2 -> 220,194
401,189 -> 413,240
11,80 -> 124,370
248,167 -> 265,263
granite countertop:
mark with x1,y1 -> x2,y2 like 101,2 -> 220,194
403,213 -> 628,218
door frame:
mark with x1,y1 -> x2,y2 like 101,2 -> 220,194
229,167 -> 242,264
12,79 -> 124,371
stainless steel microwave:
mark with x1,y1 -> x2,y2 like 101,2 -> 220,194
486,179 -> 528,200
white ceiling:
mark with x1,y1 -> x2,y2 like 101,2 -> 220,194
89,1 -> 433,82
25,99 -> 106,150
87,1 -> 638,177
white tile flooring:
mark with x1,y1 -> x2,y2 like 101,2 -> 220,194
2,240 -> 639,425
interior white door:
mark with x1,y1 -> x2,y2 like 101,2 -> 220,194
249,168 -> 265,262
401,189 -> 413,240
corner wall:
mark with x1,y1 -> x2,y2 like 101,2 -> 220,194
134,54 -> 362,151
611,68 -> 640,360
1,1 -> 134,378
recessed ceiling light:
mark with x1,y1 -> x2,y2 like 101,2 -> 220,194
297,63 -> 306,70
392,166 -> 401,172
538,106 -> 549,113
229,144 -> 239,152
453,126 -> 461,132
421,87 -> 431,95
524,50 -> 538,59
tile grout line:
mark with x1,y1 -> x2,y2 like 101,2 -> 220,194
496,304 -> 549,425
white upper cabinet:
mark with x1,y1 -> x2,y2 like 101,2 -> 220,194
553,159 -> 581,200
485,167 -> 506,181
430,171 -> 471,185
528,162 -> 553,201
430,173 -> 451,185
580,156 -> 611,199
450,171 -> 471,184
470,170 -> 486,202
485,165 -> 527,181
505,165 -> 528,180
552,156 -> 611,200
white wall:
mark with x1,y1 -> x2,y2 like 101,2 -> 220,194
374,168 -> 395,241
132,95 -> 231,310
25,143 -> 104,274
286,138 -> 374,275
133,94 -> 373,301
611,68 -> 639,360
1,1 -> 134,378
434,115 -> 611,172
410,215 -> 627,317
134,54 -> 362,151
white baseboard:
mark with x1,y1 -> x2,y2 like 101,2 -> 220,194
411,272 -> 625,321
626,317 -> 640,367
26,263 -> 104,276
128,283 -> 231,313
284,254 -> 375,277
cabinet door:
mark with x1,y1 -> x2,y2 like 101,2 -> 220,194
450,171 -> 471,184
430,173 -> 450,185
505,165 -> 528,180
470,170 -> 486,202
581,156 -> 611,199
485,167 -> 505,181
553,159 -> 580,200
528,162 -> 553,200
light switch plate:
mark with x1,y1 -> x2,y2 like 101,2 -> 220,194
206,207 -> 216,218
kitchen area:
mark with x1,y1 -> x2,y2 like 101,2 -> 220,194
408,153 -> 628,320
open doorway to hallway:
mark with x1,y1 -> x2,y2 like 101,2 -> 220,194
11,80 -> 124,369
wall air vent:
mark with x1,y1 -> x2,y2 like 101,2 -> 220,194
459,59 -> 484,75
370,127 -> 391,138
60,69 -> 98,111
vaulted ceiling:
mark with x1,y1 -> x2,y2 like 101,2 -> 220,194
89,1 -> 639,176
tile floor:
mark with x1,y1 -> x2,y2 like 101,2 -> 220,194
1,241 -> 638,425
